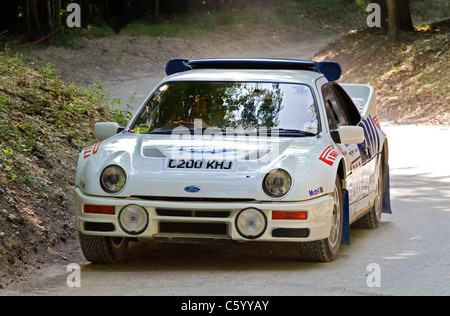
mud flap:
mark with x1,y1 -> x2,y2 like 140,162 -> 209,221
382,168 -> 393,214
341,189 -> 350,245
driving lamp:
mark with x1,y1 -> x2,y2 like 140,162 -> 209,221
119,205 -> 149,235
236,208 -> 267,239
263,169 -> 292,198
100,165 -> 127,194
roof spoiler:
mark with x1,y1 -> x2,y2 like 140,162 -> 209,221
165,58 -> 342,82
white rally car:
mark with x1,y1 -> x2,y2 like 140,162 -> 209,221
74,59 -> 392,263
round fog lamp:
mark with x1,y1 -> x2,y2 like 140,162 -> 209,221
236,208 -> 267,239
119,205 -> 149,235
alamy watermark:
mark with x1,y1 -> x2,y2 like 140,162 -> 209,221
367,3 -> 382,28
66,263 -> 81,288
165,119 -> 281,164
366,263 -> 381,288
66,3 -> 81,28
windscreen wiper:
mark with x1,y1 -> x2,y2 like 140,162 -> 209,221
146,127 -> 226,135
256,128 -> 317,137
277,128 -> 317,136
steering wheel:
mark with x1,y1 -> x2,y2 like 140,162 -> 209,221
170,120 -> 195,127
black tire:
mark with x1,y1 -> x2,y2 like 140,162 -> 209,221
351,158 -> 384,229
297,177 -> 344,262
78,232 -> 129,264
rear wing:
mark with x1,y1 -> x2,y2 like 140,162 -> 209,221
166,58 -> 343,82
340,83 -> 376,118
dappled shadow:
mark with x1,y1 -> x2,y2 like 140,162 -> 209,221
389,170 -> 450,213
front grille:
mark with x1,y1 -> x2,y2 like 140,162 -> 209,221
156,209 -> 231,218
159,222 -> 228,236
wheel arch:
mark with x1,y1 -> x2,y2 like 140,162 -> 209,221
337,157 -> 347,189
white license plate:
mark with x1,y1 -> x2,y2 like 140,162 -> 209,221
165,159 -> 234,171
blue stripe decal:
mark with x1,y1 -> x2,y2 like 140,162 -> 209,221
367,117 -> 376,157
372,117 -> 380,153
367,116 -> 377,154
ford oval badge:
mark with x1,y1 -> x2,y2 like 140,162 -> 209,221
184,186 -> 201,193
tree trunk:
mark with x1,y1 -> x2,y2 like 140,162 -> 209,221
46,0 -> 53,33
29,0 -> 43,39
55,0 -> 61,29
80,0 -> 90,26
153,0 -> 160,22
397,0 -> 413,31
387,0 -> 398,40
24,0 -> 33,40
387,0 -> 414,40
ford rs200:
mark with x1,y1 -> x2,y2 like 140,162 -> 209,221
74,58 -> 392,263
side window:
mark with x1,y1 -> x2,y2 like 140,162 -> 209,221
324,99 -> 338,130
322,84 -> 350,129
330,83 -> 362,126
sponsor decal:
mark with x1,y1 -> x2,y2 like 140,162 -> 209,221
372,116 -> 381,129
225,88 -> 239,96
309,187 -> 324,197
319,145 -> 340,166
83,142 -> 101,159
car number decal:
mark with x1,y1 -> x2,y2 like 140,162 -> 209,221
165,159 -> 234,171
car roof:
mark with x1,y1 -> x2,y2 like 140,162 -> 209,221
162,68 -> 325,86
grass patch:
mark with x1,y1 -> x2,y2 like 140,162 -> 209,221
0,51 -> 133,284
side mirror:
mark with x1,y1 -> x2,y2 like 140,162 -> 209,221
334,126 -> 365,144
94,122 -> 121,141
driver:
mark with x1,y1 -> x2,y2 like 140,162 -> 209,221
171,97 -> 209,128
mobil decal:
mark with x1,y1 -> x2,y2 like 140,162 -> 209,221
309,187 -> 324,197
319,145 -> 340,166
83,142 -> 101,159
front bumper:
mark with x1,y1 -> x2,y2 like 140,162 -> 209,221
74,188 -> 334,243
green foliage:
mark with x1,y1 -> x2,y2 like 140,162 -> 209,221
0,54 -> 117,187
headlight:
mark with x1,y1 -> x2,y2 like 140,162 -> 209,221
100,165 -> 127,194
119,205 -> 149,235
263,169 -> 292,198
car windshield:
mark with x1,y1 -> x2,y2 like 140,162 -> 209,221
131,81 -> 319,136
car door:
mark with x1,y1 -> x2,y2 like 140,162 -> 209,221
321,83 -> 364,207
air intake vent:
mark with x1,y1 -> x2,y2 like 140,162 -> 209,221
159,222 -> 228,236
143,147 -> 166,158
156,209 -> 231,218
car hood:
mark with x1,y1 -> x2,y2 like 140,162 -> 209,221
76,133 -> 336,201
